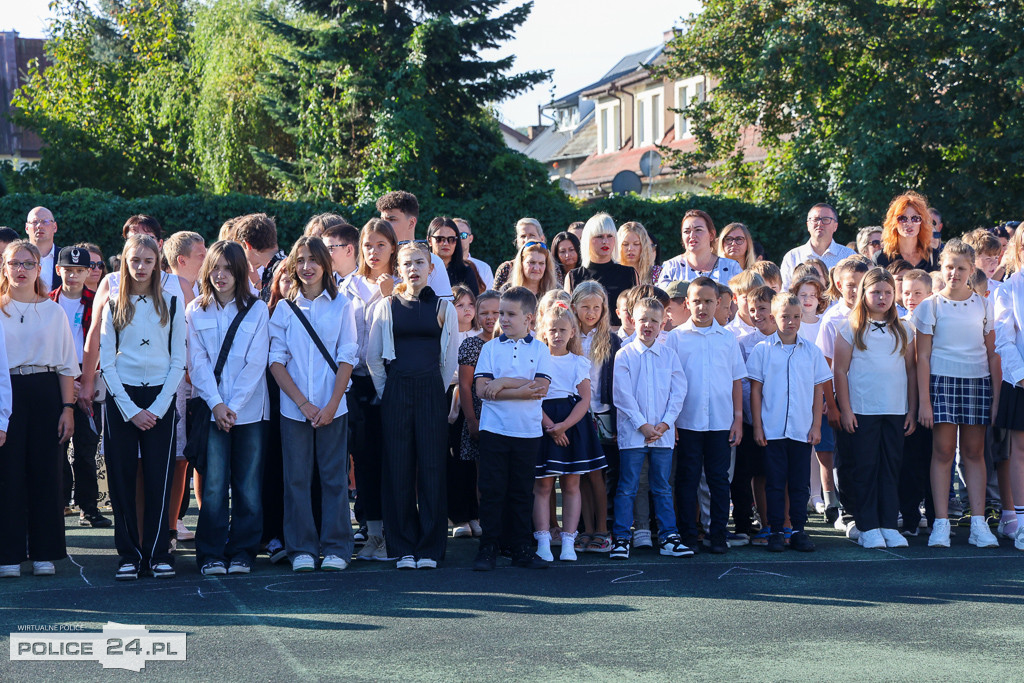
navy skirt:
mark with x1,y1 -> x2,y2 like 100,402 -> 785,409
536,397 -> 606,477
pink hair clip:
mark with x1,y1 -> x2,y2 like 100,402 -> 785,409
555,301 -> 569,309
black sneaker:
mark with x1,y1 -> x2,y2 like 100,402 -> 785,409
115,563 -> 138,581
610,537 -> 630,560
511,546 -> 549,569
708,537 -> 729,554
80,510 -> 113,528
789,530 -> 815,552
473,544 -> 498,572
201,561 -> 227,576
353,526 -> 368,545
766,532 -> 785,553
151,562 -> 175,579
824,506 -> 840,525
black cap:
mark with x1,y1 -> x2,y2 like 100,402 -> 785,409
57,246 -> 89,268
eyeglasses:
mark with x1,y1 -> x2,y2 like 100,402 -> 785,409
523,241 -> 548,250
896,215 -> 923,225
89,261 -> 104,270
868,239 -> 881,247
722,235 -> 747,245
397,239 -> 429,246
458,231 -> 470,240
6,260 -> 38,270
430,235 -> 458,245
26,219 -> 54,227
325,244 -> 349,252
807,217 -> 836,225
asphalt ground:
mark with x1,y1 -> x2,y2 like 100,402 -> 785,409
2,509 -> 1023,682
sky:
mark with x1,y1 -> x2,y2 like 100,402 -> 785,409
3,0 -> 702,128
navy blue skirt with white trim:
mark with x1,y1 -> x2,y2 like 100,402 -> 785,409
929,374 -> 992,426
536,397 -> 607,477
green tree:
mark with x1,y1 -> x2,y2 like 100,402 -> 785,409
658,0 -> 1024,230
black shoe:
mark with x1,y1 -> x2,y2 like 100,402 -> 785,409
80,510 -> 113,528
708,537 -> 729,554
473,544 -> 498,572
681,536 -> 701,554
824,506 -> 839,525
498,544 -> 514,559
511,546 -> 550,569
766,532 -> 785,552
353,526 -> 368,545
789,530 -> 815,552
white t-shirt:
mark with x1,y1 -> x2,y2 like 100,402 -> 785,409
912,293 -> 993,378
798,316 -> 821,345
57,294 -> 86,363
838,319 -> 914,415
545,352 -> 591,400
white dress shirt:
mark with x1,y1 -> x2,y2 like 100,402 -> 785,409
995,272 -> 1024,387
0,328 -> 10,431
838,320 -> 914,415
428,253 -> 453,299
473,333 -> 554,438
186,297 -> 270,425
268,290 -> 359,421
39,244 -> 56,291
780,239 -> 856,289
613,338 -> 687,450
99,292 -> 187,421
337,271 -> 377,375
470,257 -> 494,290
734,325 -> 769,423
656,254 -> 743,287
665,320 -> 746,431
747,333 -> 832,441
815,301 -> 852,360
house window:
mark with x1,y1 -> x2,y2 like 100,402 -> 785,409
635,87 -> 663,148
675,76 -> 706,140
597,100 -> 620,154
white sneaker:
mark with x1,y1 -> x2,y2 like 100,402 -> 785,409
452,524 -> 472,538
834,515 -> 849,532
814,500 -> 827,515
533,531 -> 553,562
968,517 -> 999,548
355,535 -> 392,561
632,529 -> 653,548
396,555 -> 416,570
808,496 -> 824,513
858,528 -> 885,549
416,558 -> 437,569
291,554 -> 316,572
1015,527 -> 1024,551
997,517 -> 1019,539
845,522 -> 861,541
469,520 -> 482,537
32,561 -> 55,576
321,555 -> 348,571
560,534 -> 577,561
879,528 -> 908,548
928,518 -> 951,547
0,564 -> 20,578
175,520 -> 194,541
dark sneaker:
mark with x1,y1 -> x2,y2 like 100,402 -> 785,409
766,532 -> 785,553
660,534 -> 694,558
708,537 -> 729,554
228,559 -> 252,574
80,511 -> 113,528
824,506 -> 840,526
115,563 -> 138,581
610,537 -> 631,560
151,563 -> 175,578
265,539 -> 288,564
511,546 -> 549,569
789,530 -> 815,552
201,561 -> 227,576
473,544 -> 498,572
353,526 -> 368,545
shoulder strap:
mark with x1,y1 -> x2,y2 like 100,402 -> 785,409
109,299 -> 120,352
286,299 -> 340,374
168,295 -> 176,355
213,299 -> 255,382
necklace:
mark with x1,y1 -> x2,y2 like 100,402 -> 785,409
8,299 -> 36,323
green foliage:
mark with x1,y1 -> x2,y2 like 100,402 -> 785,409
657,0 -> 1024,230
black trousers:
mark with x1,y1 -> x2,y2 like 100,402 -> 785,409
837,414 -> 903,531
63,403 -> 101,513
104,386 -> 176,568
674,429 -> 731,543
764,438 -> 812,532
446,385 -> 478,524
0,373 -> 66,565
381,369 -> 448,561
261,370 -> 285,544
731,422 -> 762,534
478,431 -> 540,548
349,373 -> 384,523
899,425 -> 935,529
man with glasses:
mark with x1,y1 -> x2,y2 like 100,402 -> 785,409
454,217 -> 494,290
25,206 -> 62,290
780,203 -> 855,289
929,208 -> 944,252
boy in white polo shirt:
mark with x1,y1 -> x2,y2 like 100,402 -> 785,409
472,287 -> 553,571
748,292 -> 833,553
666,277 -> 747,554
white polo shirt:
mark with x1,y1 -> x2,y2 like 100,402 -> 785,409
665,320 -> 747,432
815,301 -> 852,361
613,338 -> 687,450
838,319 -> 914,415
746,333 -> 832,441
780,239 -> 856,289
474,333 -> 554,438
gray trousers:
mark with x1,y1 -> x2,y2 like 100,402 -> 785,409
281,415 -> 352,560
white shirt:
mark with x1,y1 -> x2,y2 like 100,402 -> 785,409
735,326 -> 769,423
269,290 -> 359,421
657,254 -> 743,287
798,316 -> 821,344
107,271 -> 188,299
39,244 -> 56,291
747,333 -> 832,441
838,319 -> 914,415
57,294 -> 85,363
99,292 -> 187,421
469,257 -> 494,290
0,299 -> 80,379
545,352 -> 591,400
665,320 -> 746,431
912,293 -> 993,378
0,329 -> 11,431
474,333 -> 554,438
186,298 -> 270,425
581,329 -> 611,413
337,272 -> 376,375
995,273 -> 1024,386
780,239 -> 856,289
613,338 -> 687,450
815,301 -> 851,360
428,253 -> 453,299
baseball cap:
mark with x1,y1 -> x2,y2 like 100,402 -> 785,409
57,246 -> 89,268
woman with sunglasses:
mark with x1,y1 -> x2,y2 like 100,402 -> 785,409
873,192 -> 939,272
80,242 -> 106,291
427,217 -> 484,296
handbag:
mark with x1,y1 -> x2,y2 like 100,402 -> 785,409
183,300 -> 255,474
592,410 -> 616,445
286,300 -> 339,373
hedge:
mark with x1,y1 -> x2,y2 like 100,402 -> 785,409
0,188 -> 812,267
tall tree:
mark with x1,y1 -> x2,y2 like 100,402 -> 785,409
658,0 -> 1024,229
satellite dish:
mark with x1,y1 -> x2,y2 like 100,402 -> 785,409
559,177 -> 579,197
639,149 -> 662,178
611,170 -> 643,195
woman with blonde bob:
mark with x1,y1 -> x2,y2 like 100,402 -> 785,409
717,222 -> 758,270
617,221 -> 659,285
564,214 -> 638,327
873,191 -> 939,272
508,241 -> 559,298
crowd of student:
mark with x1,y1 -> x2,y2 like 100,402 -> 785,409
1,188 -> 1023,580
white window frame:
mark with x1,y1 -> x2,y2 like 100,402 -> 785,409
635,86 -> 664,148
674,76 -> 706,140
596,99 -> 620,154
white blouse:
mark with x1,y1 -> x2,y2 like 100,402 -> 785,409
0,299 -> 80,377
0,329 -> 10,431
838,320 -> 914,415
912,293 -> 993,378
545,352 -> 591,400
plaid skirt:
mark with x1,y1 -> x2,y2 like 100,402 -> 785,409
930,374 -> 992,425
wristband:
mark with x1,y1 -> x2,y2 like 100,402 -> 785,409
299,400 -> 310,409
62,402 -> 75,410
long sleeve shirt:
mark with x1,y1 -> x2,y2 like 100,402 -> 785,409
613,338 -> 687,450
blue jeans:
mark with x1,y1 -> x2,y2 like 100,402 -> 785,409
195,421 -> 265,566
613,447 -> 676,539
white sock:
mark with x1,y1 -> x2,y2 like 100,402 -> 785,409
367,520 -> 384,538
534,531 -> 553,561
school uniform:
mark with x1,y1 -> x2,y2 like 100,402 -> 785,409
269,290 -> 358,562
187,297 -> 270,568
366,289 -> 460,563
0,299 -> 78,566
665,320 -> 747,546
473,333 -> 554,550
100,292 -> 186,571
835,319 -> 913,532
898,311 -> 935,532
537,353 -> 604,477
611,338 -> 687,541
994,274 -> 1024,428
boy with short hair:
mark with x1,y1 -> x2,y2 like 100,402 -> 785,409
615,290 -> 634,339
666,277 -> 747,554
233,213 -> 281,296
50,246 -> 111,529
726,271 -> 766,338
748,292 -> 832,552
715,283 -> 735,326
962,228 -> 1003,296
662,281 -> 690,331
376,191 -> 453,298
472,287 -> 553,570
610,298 -> 690,560
750,261 -> 783,292
901,269 -> 932,314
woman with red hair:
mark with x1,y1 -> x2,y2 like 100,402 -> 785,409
872,191 -> 939,272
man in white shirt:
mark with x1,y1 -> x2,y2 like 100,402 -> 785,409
454,217 -> 494,290
25,206 -> 61,291
377,190 -> 453,299
780,204 -> 856,289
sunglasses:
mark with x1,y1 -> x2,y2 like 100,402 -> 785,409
430,235 -> 458,245
397,239 -> 429,246
896,215 -> 923,225
868,239 -> 881,247
89,261 -> 105,270
458,231 -> 470,240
